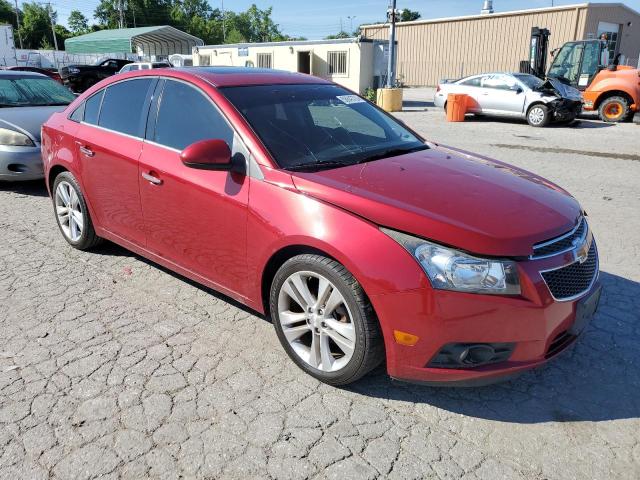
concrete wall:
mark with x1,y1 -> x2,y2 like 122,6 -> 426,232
193,40 -> 377,93
362,3 -> 640,86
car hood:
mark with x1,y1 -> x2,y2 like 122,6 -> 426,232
290,146 -> 582,257
0,106 -> 66,143
540,78 -> 583,101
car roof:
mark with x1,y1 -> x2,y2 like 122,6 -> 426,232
124,66 -> 331,87
0,70 -> 48,78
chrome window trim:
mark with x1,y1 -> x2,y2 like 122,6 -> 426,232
530,216 -> 587,260
538,240 -> 599,302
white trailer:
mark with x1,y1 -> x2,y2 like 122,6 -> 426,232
0,24 -> 17,66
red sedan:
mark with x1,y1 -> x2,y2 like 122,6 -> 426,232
41,68 -> 600,386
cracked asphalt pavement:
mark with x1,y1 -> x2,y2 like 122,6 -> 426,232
1,96 -> 639,479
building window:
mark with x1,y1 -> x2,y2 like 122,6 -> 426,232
327,51 -> 348,75
199,54 -> 211,66
257,53 -> 272,69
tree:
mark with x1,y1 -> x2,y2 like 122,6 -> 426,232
325,31 -> 350,40
400,9 -> 421,22
18,2 -> 57,50
68,10 -> 89,35
0,0 -> 19,30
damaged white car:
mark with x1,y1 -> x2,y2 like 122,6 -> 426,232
434,73 -> 583,127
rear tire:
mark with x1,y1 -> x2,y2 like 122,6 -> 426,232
52,171 -> 103,250
598,96 -> 630,123
269,254 -> 384,386
527,104 -> 551,127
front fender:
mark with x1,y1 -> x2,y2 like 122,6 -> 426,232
245,172 -> 430,314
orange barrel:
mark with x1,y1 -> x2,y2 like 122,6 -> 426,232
446,93 -> 468,122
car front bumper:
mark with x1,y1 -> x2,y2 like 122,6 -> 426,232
551,99 -> 582,121
370,242 -> 600,386
0,145 -> 45,181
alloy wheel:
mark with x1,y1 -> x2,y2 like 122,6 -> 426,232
277,271 -> 356,372
55,180 -> 84,242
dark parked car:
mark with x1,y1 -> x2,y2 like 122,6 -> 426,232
59,58 -> 133,93
41,68 -> 600,386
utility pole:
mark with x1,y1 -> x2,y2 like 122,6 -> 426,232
118,0 -> 124,29
386,0 -> 397,88
340,17 -> 343,33
47,3 -> 58,50
347,16 -> 356,34
221,0 -> 226,42
13,0 -> 23,49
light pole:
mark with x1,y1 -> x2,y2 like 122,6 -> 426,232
386,0 -> 397,88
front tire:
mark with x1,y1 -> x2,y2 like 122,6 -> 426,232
269,254 -> 384,386
527,104 -> 551,127
52,171 -> 102,250
598,96 -> 630,123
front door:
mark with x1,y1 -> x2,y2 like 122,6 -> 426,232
477,75 -> 526,116
139,79 -> 250,297
76,78 -> 155,246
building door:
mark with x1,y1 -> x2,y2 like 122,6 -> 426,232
298,51 -> 311,74
597,21 -> 621,64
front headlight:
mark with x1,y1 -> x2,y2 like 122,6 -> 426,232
382,228 -> 521,295
0,128 -> 35,147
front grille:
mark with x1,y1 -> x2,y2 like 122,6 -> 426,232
532,217 -> 587,259
545,330 -> 576,359
541,242 -> 598,300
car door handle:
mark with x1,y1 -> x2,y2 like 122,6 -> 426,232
79,146 -> 94,157
141,171 -> 162,185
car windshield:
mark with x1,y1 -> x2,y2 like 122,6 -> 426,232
0,76 -> 75,107
221,84 -> 426,171
513,74 -> 544,89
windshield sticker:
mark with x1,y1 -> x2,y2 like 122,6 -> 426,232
337,95 -> 365,104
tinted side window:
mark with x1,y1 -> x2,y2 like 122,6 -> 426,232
84,90 -> 104,125
460,77 -> 481,87
98,78 -> 153,137
154,80 -> 233,151
69,102 -> 85,122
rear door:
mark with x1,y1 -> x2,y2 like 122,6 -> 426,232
74,77 -> 156,246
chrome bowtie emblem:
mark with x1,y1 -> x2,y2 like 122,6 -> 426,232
573,237 -> 589,264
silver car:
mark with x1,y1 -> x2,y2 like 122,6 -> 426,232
434,72 -> 583,127
0,71 -> 75,181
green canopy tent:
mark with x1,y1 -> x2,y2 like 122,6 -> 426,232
65,26 -> 203,57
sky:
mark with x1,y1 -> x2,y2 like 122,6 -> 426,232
35,0 -> 640,39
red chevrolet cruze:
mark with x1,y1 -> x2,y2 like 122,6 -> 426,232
41,68 -> 600,386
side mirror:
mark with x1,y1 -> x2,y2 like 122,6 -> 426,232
181,139 -> 232,171
510,85 -> 523,94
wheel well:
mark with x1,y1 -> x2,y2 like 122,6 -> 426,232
594,91 -> 633,110
260,245 -> 336,317
526,101 -> 546,114
48,165 -> 67,189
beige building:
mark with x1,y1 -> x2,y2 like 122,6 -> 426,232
361,2 -> 640,86
192,38 -> 388,93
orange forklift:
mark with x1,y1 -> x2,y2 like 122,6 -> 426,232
527,28 -> 640,123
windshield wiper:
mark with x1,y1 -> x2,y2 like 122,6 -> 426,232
286,160 -> 356,172
355,144 -> 429,164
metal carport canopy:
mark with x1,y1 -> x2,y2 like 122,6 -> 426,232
64,26 -> 203,55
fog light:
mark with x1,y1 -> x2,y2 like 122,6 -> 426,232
393,330 -> 419,346
427,342 -> 515,369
